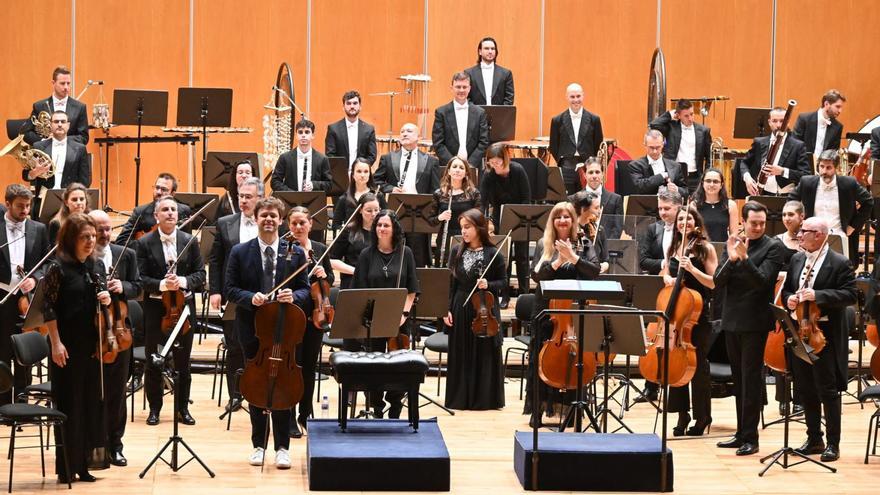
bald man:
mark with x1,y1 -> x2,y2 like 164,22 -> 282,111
782,217 -> 855,462
375,123 -> 440,266
90,209 -> 142,466
549,83 -> 604,195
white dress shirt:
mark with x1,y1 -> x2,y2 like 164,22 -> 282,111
814,175 -> 843,233
1,216 -> 26,293
346,119 -> 359,167
676,123 -> 697,173
570,109 -> 583,150
585,185 -> 603,197
51,137 -> 67,189
814,109 -> 829,157
480,62 -> 494,103
661,222 -> 674,268
650,157 -> 668,179
239,214 -> 259,243
454,102 -> 469,159
97,245 -> 113,276
798,244 -> 829,290
398,149 -> 418,193
52,96 -> 68,113
297,149 -> 313,191
745,134 -> 789,193
158,228 -> 188,291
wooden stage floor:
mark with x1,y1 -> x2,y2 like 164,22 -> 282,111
3,333 -> 879,494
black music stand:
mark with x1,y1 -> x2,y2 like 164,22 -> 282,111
734,107 -> 771,139
176,88 -> 233,192
625,194 -> 660,219
204,151 -> 261,187
845,278 -> 874,405
38,188 -> 100,224
759,304 -> 835,476
545,167 -> 566,203
328,157 -> 349,197
606,239 -> 638,274
112,89 -> 168,205
410,268 -> 454,415
747,195 -> 787,236
479,105 -> 516,143
386,194 -> 436,264
272,191 -> 329,233
860,160 -> 880,276
516,158 -> 548,201
174,193 -> 220,227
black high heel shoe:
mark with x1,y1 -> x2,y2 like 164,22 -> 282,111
686,417 -> 712,436
77,471 -> 97,482
672,412 -> 691,437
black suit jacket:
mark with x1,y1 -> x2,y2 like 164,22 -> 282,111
714,235 -> 785,332
24,97 -> 89,145
793,111 -> 843,154
223,238 -> 310,354
739,135 -> 811,190
374,149 -> 440,195
464,64 -> 514,105
209,212 -> 243,298
431,102 -> 489,168
870,127 -> 880,160
788,175 -> 874,233
781,249 -> 855,390
107,244 -> 143,300
0,218 -> 50,294
598,188 -> 624,239
628,156 -> 688,196
638,221 -> 667,275
271,149 -> 332,192
649,111 -> 712,175
548,109 -> 604,163
135,229 -> 206,298
325,119 -> 378,165
114,200 -> 193,247
26,139 -> 91,191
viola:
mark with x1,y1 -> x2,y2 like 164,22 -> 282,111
240,243 -> 307,411
763,274 -> 788,373
538,299 -> 597,389
306,248 -> 334,331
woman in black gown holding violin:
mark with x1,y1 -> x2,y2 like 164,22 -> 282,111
443,208 -> 505,410
43,213 -> 111,483
660,205 -> 717,436
526,202 -> 600,422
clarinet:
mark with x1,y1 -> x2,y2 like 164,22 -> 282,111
398,152 -> 411,188
438,194 -> 453,267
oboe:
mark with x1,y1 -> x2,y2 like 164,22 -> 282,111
438,194 -> 453,267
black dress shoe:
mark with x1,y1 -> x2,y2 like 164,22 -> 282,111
225,397 -> 243,413
146,411 -> 160,426
794,439 -> 825,456
77,471 -> 97,482
820,444 -> 840,462
735,443 -> 759,456
717,437 -> 744,449
297,417 -> 309,432
791,404 -> 804,415
289,420 -> 303,438
110,449 -> 128,467
177,410 -> 196,425
499,297 -> 510,310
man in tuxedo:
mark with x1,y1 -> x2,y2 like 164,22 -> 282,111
650,99 -> 712,191
714,201 -> 785,456
740,107 -> 811,197
208,177 -> 263,407
788,149 -> 873,264
136,196 -> 206,427
22,111 -> 91,219
464,37 -> 514,106
581,157 -> 623,239
629,130 -> 688,197
793,89 -> 845,158
549,83 -> 604,195
783,217 -> 856,462
0,185 -> 50,405
375,123 -> 440,266
271,119 -> 332,193
224,196 -> 310,469
89,209 -> 142,467
23,65 -> 89,145
431,72 -> 489,169
114,173 -> 193,246
325,90 -> 378,168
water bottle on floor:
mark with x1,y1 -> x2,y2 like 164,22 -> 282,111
321,394 -> 330,418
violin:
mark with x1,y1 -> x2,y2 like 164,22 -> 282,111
159,220 -> 206,335
16,266 -> 48,336
2,246 -> 59,335
639,228 -> 700,388
849,146 -> 872,188
793,243 -> 828,354
469,260 -> 500,338
763,274 -> 789,373
239,242 -> 308,412
306,247 -> 334,331
89,270 -> 119,364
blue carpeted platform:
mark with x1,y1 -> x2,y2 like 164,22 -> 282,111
307,418 -> 450,491
514,432 -> 674,491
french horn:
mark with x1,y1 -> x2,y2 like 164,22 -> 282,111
0,135 -> 55,179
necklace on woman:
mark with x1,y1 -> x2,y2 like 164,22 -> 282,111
379,249 -> 395,278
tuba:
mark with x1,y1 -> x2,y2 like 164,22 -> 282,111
31,110 -> 52,140
0,135 -> 54,179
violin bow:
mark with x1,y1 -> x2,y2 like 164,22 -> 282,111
166,219 -> 208,275
109,214 -> 141,280
462,231 -> 511,307
178,197 -> 217,231
0,245 -> 58,305
592,205 -> 604,245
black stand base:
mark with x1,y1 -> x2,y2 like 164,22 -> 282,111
415,392 -> 455,416
759,447 -> 836,476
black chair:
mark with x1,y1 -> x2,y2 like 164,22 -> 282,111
421,332 -> 448,396
859,384 -> 880,464
2,338 -> 72,492
505,294 -> 534,400
5,119 -> 27,141
613,160 -> 638,197
11,334 -> 51,408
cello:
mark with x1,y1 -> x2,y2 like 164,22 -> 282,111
869,321 -> 880,381
763,273 -> 789,373
387,240 -> 411,351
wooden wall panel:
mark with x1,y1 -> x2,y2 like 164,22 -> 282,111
661,0 -> 773,150
0,0 -> 72,192
426,0 -> 542,145
543,0 -> 656,159
775,0 -> 880,146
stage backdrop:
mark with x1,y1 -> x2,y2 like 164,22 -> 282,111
1,0 -> 878,210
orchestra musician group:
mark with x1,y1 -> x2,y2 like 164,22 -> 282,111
2,43 -> 880,486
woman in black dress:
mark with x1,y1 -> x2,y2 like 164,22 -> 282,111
216,160 -> 258,219
43,212 -> 111,483
352,210 -> 419,418
691,168 -> 739,242
442,208 -> 505,410
776,200 -> 805,265
571,190 -> 609,274
432,157 -> 482,267
333,158 -> 386,230
48,182 -> 90,245
479,143 -> 531,307
526,202 -> 601,422
329,192 -> 381,289
660,205 -> 717,436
